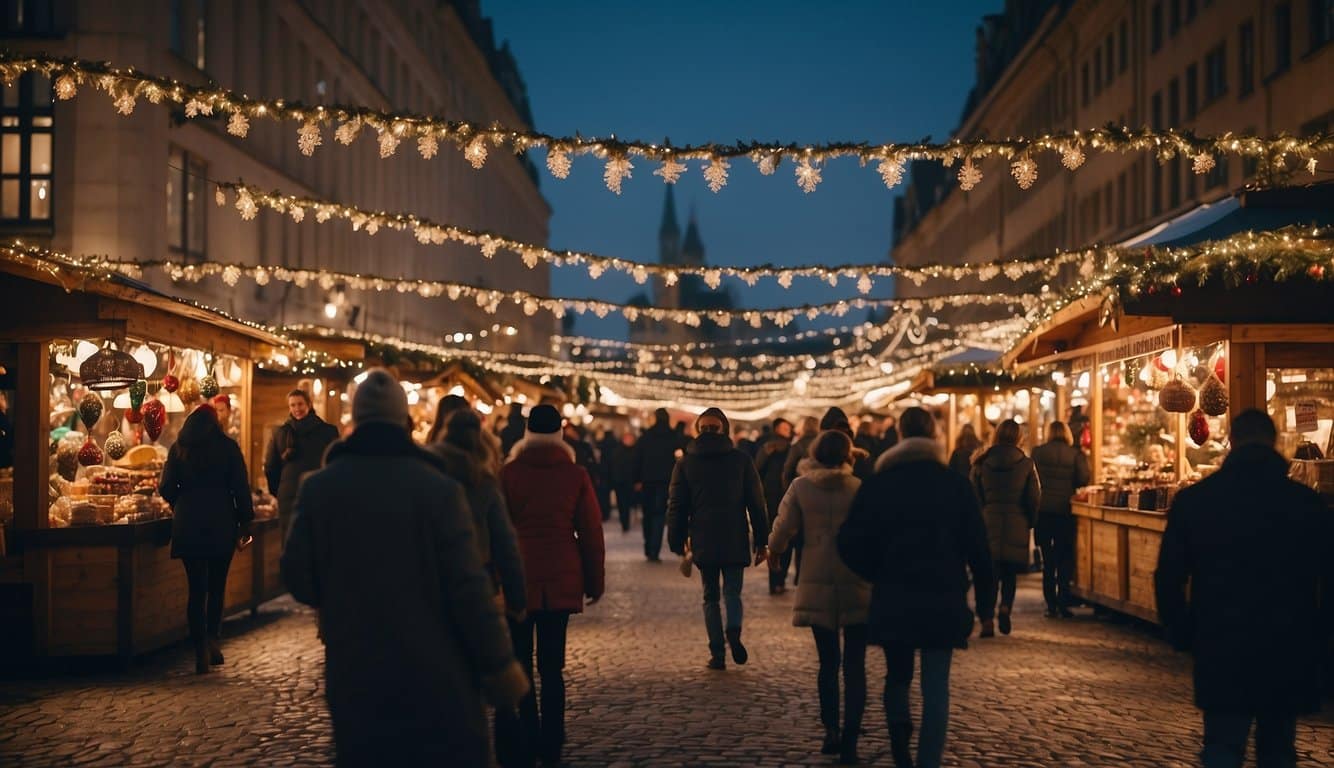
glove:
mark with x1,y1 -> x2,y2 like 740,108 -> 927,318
483,660 -> 531,710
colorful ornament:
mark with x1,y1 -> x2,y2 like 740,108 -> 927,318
1079,426 -> 1092,451
124,407 -> 143,424
1199,376 -> 1229,417
142,399 -> 166,441
1188,410 -> 1210,446
104,430 -> 128,461
1213,354 -> 1226,382
129,379 -> 147,411
199,374 -> 219,399
178,378 -> 201,404
78,393 -> 104,430
162,373 -> 180,393
1159,379 -> 1197,413
78,438 -> 104,467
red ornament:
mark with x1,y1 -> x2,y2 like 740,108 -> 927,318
1170,285 -> 1183,297
1213,353 -> 1226,382
1245,272 -> 1258,284
1079,426 -> 1092,450
1147,284 -> 1158,295
78,438 -> 104,467
1188,410 -> 1210,446
161,374 -> 180,393
142,399 -> 167,441
1309,265 -> 1326,279
124,407 -> 143,424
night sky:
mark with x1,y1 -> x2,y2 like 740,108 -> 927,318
485,1 -> 1000,339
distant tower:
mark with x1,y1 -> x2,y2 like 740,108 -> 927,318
681,204 -> 705,267
655,185 -> 682,310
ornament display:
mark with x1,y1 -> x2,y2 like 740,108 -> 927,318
1199,376 -> 1229,417
56,431 -> 86,481
162,374 -> 180,393
129,379 -> 147,411
1188,410 -> 1210,446
142,399 -> 167,441
78,393 -> 104,430
104,430 -> 128,461
124,407 -> 143,424
1159,379 -> 1197,413
199,374 -> 219,399
178,378 -> 201,404
78,438 -> 105,467
1213,354 -> 1226,382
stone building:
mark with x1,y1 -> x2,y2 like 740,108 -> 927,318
2,0 -> 550,352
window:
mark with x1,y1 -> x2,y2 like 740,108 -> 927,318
1273,3 -> 1292,74
1105,34 -> 1114,85
1239,20 -> 1255,97
1169,77 -> 1180,126
1152,161 -> 1163,215
169,0 -> 207,70
0,73 -> 53,225
1117,171 -> 1128,229
1205,155 -> 1229,190
1170,0 -> 1181,36
1152,3 -> 1164,52
1312,0 -> 1333,51
1185,64 -> 1198,119
1082,62 -> 1090,107
3,0 -> 55,34
1119,20 -> 1129,73
1169,156 -> 1182,209
1205,43 -> 1227,102
166,147 -> 207,261
1094,51 -> 1103,96
1152,89 -> 1163,129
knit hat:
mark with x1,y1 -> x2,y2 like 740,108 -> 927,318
526,404 -> 562,435
820,406 -> 851,432
696,406 -> 730,436
352,368 -> 409,427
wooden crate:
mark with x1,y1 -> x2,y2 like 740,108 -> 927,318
48,546 -> 118,655
1090,521 -> 1127,602
1074,516 -> 1093,591
1127,528 -> 1162,615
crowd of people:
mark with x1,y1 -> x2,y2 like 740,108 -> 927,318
153,372 -> 1331,768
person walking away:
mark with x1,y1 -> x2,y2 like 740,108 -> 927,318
633,408 -> 682,562
158,404 -> 253,674
597,428 -> 619,522
1030,422 -> 1090,618
281,369 -> 528,766
879,415 -> 900,454
970,419 -> 1040,637
948,424 -> 981,479
769,430 -> 870,764
429,409 -> 527,622
564,421 -> 602,520
500,404 -> 606,767
263,389 -> 338,540
667,407 -> 770,670
782,416 -> 822,487
426,394 -> 469,444
817,408 -> 875,480
755,417 -> 795,594
1156,409 -> 1333,768
854,419 -> 881,462
838,407 -> 995,768
500,402 -> 527,456
609,431 -> 639,533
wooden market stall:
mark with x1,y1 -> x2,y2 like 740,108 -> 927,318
0,255 -> 294,663
907,363 -> 1056,455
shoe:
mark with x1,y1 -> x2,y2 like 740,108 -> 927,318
838,743 -> 861,766
193,639 -> 210,675
888,722 -> 914,768
725,628 -> 748,665
821,726 -> 841,755
998,607 -> 1012,635
706,655 -> 726,671
1044,606 -> 1059,619
207,636 -> 224,665
979,619 -> 995,638
1059,607 -> 1075,619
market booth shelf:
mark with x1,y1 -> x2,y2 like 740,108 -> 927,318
1002,185 -> 1334,622
0,252 -> 294,663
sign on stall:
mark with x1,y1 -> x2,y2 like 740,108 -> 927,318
1294,401 -> 1319,434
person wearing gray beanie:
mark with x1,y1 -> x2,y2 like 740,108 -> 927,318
352,368 -> 410,427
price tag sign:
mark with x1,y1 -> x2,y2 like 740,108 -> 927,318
1294,401 -> 1319,434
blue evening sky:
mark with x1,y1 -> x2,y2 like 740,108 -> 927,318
484,1 -> 1000,338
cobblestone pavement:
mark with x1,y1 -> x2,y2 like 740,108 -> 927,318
3,521 -> 1332,767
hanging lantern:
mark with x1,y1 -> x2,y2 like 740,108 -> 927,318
132,345 -> 158,378
79,345 -> 144,391
104,430 -> 128,461
1159,379 -> 1197,413
1199,375 -> 1229,416
124,407 -> 143,424
142,399 -> 166,441
78,392 -> 104,430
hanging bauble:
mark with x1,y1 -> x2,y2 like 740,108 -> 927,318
199,374 -> 219,400
78,438 -> 104,467
124,407 -> 143,424
78,393 -> 104,430
56,431 -> 85,481
1147,366 -> 1170,390
1079,426 -> 1092,450
178,378 -> 201,405
162,374 -> 180,393
142,399 -> 167,441
129,379 -> 147,411
104,430 -> 128,461
1213,354 -> 1226,382
1152,354 -> 1171,372
1199,375 -> 1229,416
1188,410 -> 1210,446
1159,378 -> 1197,413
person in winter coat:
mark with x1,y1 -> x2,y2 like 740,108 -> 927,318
158,404 -> 254,675
429,408 -> 527,619
948,424 -> 981,479
281,369 -> 529,767
769,430 -> 871,764
609,431 -> 639,532
970,419 -> 1040,637
1156,410 -> 1333,768
878,415 -> 900,454
1030,422 -> 1091,618
633,407 -> 683,561
782,416 -> 822,488
500,404 -> 606,767
426,394 -> 469,444
668,407 -> 770,670
838,407 -> 995,768
263,389 -> 338,540
499,402 -> 527,456
817,407 -> 875,480
755,417 -> 795,594
854,419 -> 881,461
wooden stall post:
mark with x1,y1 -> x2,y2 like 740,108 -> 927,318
13,342 -> 48,532
946,394 -> 957,454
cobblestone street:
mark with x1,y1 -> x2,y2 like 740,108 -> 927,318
2,521 -> 1331,767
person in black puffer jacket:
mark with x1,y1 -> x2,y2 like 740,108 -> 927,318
634,408 -> 684,562
668,407 -> 770,671
971,419 -> 1040,637
1030,422 -> 1090,618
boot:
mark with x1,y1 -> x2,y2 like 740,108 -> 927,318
888,722 -> 914,768
706,653 -> 726,671
194,638 -> 210,675
724,628 -> 748,665
979,618 -> 995,638
998,605 -> 1012,635
838,729 -> 860,764
821,726 -> 841,755
207,636 -> 224,666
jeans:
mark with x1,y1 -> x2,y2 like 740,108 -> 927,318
812,624 -> 868,737
1036,515 -> 1076,610
642,484 -> 669,559
994,561 -> 1023,610
614,485 -> 637,532
1201,711 -> 1297,768
699,565 -> 744,656
181,554 -> 233,640
884,647 -> 954,768
769,546 -> 794,590
496,611 -> 571,767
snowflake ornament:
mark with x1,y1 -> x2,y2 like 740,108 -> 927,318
1011,156 -> 1038,189
54,74 -> 77,100
958,158 -> 983,191
547,146 -> 572,179
297,121 -> 322,156
603,157 -> 633,195
335,119 -> 362,145
1061,144 -> 1086,170
253,267 -> 270,286
227,112 -> 250,137
377,130 -> 400,158
632,265 -> 649,284
290,205 -> 305,223
795,159 -> 822,193
418,135 -> 439,159
777,272 -> 794,289
1191,153 -> 1216,174
464,136 -> 489,169
703,158 -> 730,193
113,91 -> 136,115
235,189 -> 258,221
1309,157 -> 1319,176
857,274 -> 874,294
877,157 -> 905,189
703,270 -> 722,290
757,154 -> 779,175
221,265 -> 241,287
653,157 -> 687,184
664,271 -> 679,287
214,186 -> 226,207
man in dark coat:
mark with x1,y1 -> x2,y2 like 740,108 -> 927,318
633,408 -> 683,562
668,407 -> 770,670
838,407 -> 995,768
1030,421 -> 1091,617
609,431 -> 639,533
782,416 -> 821,488
281,369 -> 529,767
755,417 -> 794,594
499,402 -> 527,456
263,388 -> 339,540
1155,409 -> 1332,768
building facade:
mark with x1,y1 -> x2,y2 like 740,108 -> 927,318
892,0 -> 1334,303
2,0 -> 550,353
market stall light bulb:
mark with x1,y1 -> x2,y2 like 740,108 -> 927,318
1077,372 -> 1090,389
448,384 -> 465,397
324,302 -> 338,319
407,390 -> 420,406
74,340 -> 100,368
113,392 -> 131,409
1160,349 -> 1178,370
984,403 -> 1003,422
132,345 -> 157,378
1266,379 -> 1277,402
312,379 -> 323,397
353,371 -> 369,385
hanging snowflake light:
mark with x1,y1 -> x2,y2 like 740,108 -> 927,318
335,119 -> 362,145
958,158 -> 983,191
235,189 -> 258,221
297,121 -> 322,156
184,98 -> 211,117
523,298 -> 539,316
290,205 -> 305,223
588,262 -> 606,280
214,186 -> 226,207
221,265 -> 241,287
113,91 -> 136,115
632,265 -> 649,284
377,129 -> 400,158
877,157 -> 905,189
703,270 -> 722,290
546,146 -> 572,179
603,157 -> 633,195
654,157 -> 687,184
1011,156 -> 1038,189
777,272 -> 794,289
1192,153 -> 1216,174
857,274 -> 874,294
464,136 -> 489,169
703,157 -> 730,193
795,158 -> 822,193
418,134 -> 439,159
54,74 -> 77,100
664,271 -> 679,287
1308,157 -> 1319,176
480,238 -> 500,258
1061,143 -> 1086,170
757,154 -> 779,175
227,111 -> 250,137
253,267 -> 270,286
522,249 -> 541,269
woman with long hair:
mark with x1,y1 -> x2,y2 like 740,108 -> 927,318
426,394 -> 468,444
970,419 -> 1040,637
949,423 -> 982,478
159,405 -> 254,674
263,389 -> 338,539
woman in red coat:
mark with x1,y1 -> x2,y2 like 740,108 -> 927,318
499,404 -> 605,767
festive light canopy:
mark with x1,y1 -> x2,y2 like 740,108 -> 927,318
5,53 -> 1328,197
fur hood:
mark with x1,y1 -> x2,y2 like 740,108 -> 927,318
507,431 -> 576,464
874,436 -> 945,472
796,457 -> 857,490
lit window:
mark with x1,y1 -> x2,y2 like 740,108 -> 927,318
0,72 -> 53,225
